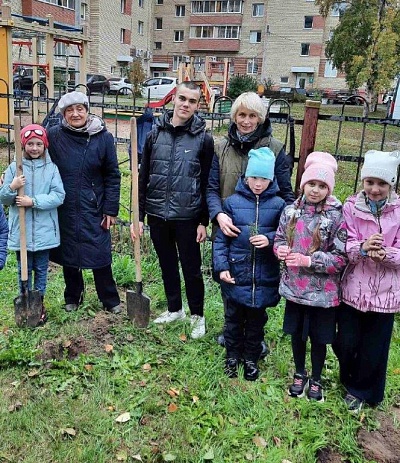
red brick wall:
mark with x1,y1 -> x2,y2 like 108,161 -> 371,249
21,0 -> 75,25
313,15 -> 325,29
190,15 -> 242,25
188,39 -> 240,51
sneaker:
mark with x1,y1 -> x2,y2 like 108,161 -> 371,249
64,303 -> 78,312
344,392 -> 363,414
288,372 -> 309,398
190,315 -> 206,339
244,360 -> 259,381
106,304 -> 122,314
153,309 -> 186,324
225,358 -> 239,378
307,379 -> 324,402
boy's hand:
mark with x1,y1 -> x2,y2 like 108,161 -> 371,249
15,195 -> 33,207
285,252 -> 311,267
220,270 -> 235,284
276,245 -> 291,260
10,175 -> 25,191
197,225 -> 207,243
249,234 -> 269,248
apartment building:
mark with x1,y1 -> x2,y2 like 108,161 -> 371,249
2,0 -> 347,90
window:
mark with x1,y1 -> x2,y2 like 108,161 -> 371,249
249,30 -> 261,43
216,25 -> 240,38
120,28 -> 127,43
191,0 -> 242,13
173,55 -> 183,71
304,16 -> 313,29
252,3 -> 264,17
138,21 -> 144,35
301,43 -> 310,56
156,0 -> 163,4
41,0 -> 75,8
176,5 -> 185,16
155,18 -> 163,29
154,41 -> 162,49
121,0 -> 127,13
54,42 -> 66,56
190,26 -> 214,38
280,76 -> 289,84
247,58 -> 258,74
174,30 -> 184,42
332,2 -> 347,16
324,60 -> 337,77
80,2 -> 87,20
139,0 -> 144,6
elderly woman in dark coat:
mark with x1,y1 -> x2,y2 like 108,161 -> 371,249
47,91 -> 121,314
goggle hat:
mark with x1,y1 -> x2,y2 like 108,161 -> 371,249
20,124 -> 49,148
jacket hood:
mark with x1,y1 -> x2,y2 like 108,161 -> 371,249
228,118 -> 272,149
351,190 -> 400,213
234,174 -> 280,201
293,194 -> 343,214
156,110 -> 206,135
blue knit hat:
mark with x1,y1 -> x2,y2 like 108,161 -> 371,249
245,147 -> 275,180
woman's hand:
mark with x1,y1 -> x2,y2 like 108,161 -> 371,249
362,233 -> 383,252
217,213 -> 240,237
220,270 -> 235,284
249,234 -> 269,248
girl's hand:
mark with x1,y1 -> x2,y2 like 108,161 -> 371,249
130,221 -> 144,241
276,245 -> 291,260
10,175 -> 25,191
15,195 -> 33,207
220,270 -> 235,284
285,252 -> 311,267
249,234 -> 269,248
362,233 -> 383,251
368,249 -> 386,262
196,225 -> 207,243
217,213 -> 241,237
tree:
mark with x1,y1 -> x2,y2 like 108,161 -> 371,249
227,74 -> 258,99
315,0 -> 400,110
128,59 -> 147,97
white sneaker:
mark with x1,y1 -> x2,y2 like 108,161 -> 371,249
190,315 -> 206,339
153,309 -> 186,324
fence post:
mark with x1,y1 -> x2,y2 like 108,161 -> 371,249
295,99 -> 321,192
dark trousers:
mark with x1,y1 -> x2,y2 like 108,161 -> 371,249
148,216 -> 204,316
224,299 -> 268,362
333,303 -> 395,405
291,334 -> 327,381
63,265 -> 120,309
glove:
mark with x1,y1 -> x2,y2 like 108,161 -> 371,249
285,252 -> 311,267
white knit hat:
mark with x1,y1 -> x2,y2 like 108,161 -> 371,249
361,150 -> 400,186
58,91 -> 89,115
300,151 -> 338,194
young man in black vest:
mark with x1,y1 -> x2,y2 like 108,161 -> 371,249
131,81 -> 214,339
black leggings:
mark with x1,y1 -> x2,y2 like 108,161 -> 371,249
291,334 -> 327,381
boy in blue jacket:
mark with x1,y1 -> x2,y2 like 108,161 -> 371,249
213,147 -> 285,380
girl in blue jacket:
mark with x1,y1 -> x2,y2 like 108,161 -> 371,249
213,147 -> 285,381
0,205 -> 7,270
0,124 -> 65,325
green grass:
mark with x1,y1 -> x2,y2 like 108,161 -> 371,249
0,104 -> 399,462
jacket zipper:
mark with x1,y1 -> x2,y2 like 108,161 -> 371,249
164,134 -> 176,219
76,137 -> 91,267
252,195 -> 260,307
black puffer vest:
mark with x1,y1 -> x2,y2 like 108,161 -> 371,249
145,111 -> 206,220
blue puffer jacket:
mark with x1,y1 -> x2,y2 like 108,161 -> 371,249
48,117 -> 121,269
0,153 -> 65,252
213,177 -> 285,309
0,205 -> 7,269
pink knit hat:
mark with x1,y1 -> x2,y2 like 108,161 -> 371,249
300,151 -> 338,194
20,124 -> 49,148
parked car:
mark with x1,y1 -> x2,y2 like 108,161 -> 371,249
13,67 -> 47,95
107,77 -> 132,95
141,77 -> 178,99
324,89 -> 361,104
86,74 -> 110,94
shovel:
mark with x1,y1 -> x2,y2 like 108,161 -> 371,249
13,117 -> 43,328
126,116 -> 150,328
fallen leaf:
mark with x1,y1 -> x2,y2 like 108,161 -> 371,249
27,369 -> 40,378
179,334 -> 187,342
253,435 -> 267,448
167,403 -> 178,413
107,406 -> 115,411
115,412 -> 131,423
8,401 -> 23,412
116,449 -> 128,461
393,368 -> 400,375
104,344 -> 113,353
2,326 -> 9,334
142,363 -> 152,372
84,364 -> 93,371
192,395 -> 199,403
163,453 -> 176,461
170,387 -> 180,395
132,455 -> 143,461
139,380 -> 147,387
273,436 -> 281,447
63,340 -> 72,348
126,334 -> 134,342
203,448 -> 214,460
245,453 -> 254,461
61,427 -> 77,437
282,460 -> 293,463
167,389 -> 177,397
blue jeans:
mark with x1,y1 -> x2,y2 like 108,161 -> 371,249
16,250 -> 50,296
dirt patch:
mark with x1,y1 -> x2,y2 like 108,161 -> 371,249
38,311 -> 117,361
317,448 -> 343,463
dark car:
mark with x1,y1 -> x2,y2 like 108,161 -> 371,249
86,74 -> 110,94
13,67 -> 47,95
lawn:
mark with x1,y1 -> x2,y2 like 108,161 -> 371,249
0,102 -> 399,463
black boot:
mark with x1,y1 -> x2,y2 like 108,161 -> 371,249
224,358 -> 239,378
260,340 -> 269,359
244,360 -> 259,381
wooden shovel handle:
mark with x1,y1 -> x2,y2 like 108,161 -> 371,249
130,117 -> 142,283
14,117 -> 28,283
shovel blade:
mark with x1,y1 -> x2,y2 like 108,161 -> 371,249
14,290 -> 43,328
126,283 -> 150,328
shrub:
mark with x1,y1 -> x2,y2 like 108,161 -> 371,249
227,74 -> 258,99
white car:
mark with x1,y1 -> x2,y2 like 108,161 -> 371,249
141,77 -> 178,99
107,77 -> 132,95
